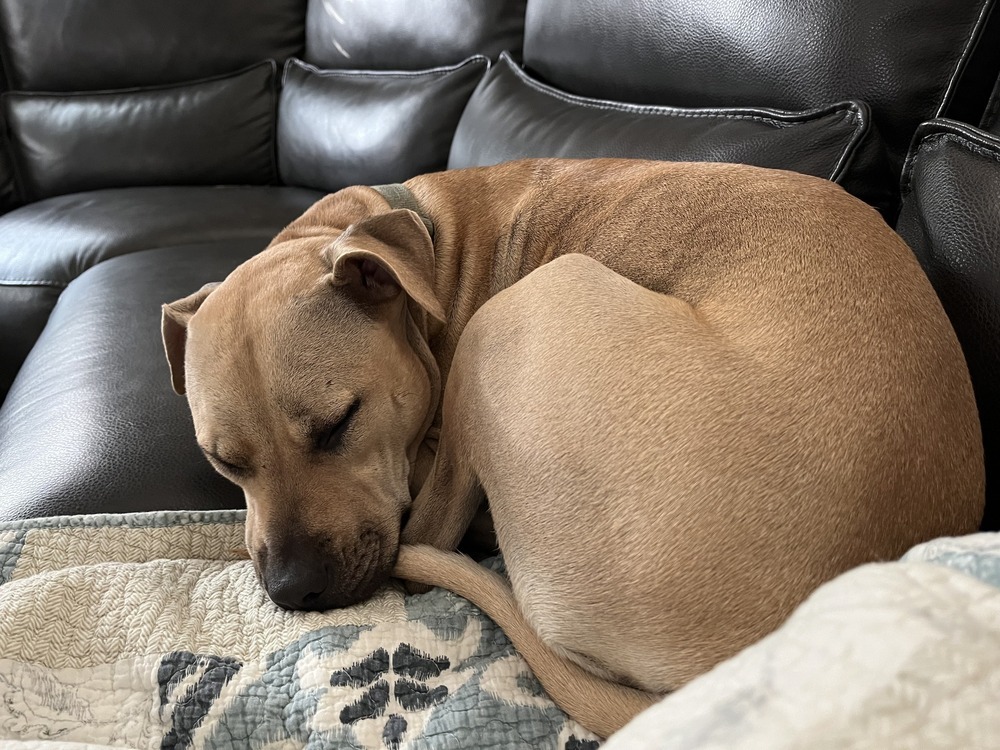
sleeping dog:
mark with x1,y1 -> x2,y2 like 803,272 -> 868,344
163,159 -> 983,736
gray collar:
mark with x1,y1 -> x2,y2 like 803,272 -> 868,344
370,183 -> 435,240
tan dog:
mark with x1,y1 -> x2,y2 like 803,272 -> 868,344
162,159 -> 984,737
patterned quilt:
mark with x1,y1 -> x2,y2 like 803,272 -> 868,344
0,510 -> 598,750
4,511 -> 1000,749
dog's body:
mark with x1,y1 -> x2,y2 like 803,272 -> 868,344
163,159 -> 984,737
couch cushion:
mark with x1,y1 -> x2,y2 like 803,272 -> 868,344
449,54 -> 893,213
0,133 -> 18,214
0,243 -> 257,521
523,0 -> 998,175
0,185 -> 322,401
305,0 -> 525,69
982,76 -> 1000,135
4,62 -> 279,202
0,282 -> 57,402
896,118 -> 1000,530
0,0 -> 305,90
278,56 -> 488,192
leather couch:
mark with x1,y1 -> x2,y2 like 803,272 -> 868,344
0,0 -> 998,533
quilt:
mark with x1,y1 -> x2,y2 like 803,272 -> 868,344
4,509 -> 1000,749
0,510 -> 598,750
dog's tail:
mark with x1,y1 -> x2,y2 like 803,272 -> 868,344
393,544 -> 660,739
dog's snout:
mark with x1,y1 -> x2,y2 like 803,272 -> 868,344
255,526 -> 395,611
261,545 -> 333,611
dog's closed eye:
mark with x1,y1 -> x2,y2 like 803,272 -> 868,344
202,448 -> 252,479
314,398 -> 361,452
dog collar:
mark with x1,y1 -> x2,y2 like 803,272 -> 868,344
370,183 -> 435,240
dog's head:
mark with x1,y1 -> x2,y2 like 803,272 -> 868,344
162,191 -> 445,610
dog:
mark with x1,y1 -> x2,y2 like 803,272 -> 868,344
162,158 -> 984,737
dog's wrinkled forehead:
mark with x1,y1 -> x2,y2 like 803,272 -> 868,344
184,240 -> 372,397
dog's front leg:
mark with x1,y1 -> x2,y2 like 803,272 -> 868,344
400,428 -> 484,593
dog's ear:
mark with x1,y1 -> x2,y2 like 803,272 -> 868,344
323,209 -> 446,323
161,282 -> 219,395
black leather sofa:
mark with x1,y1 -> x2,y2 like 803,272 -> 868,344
0,0 -> 998,533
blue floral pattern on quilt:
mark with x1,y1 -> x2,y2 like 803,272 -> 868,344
0,511 -> 599,749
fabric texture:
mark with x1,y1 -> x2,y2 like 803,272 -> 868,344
2,512 -> 999,748
0,510 -> 598,750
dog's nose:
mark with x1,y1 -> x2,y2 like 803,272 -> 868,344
262,549 -> 333,611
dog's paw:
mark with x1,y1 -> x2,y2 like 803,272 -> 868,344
403,580 -> 433,596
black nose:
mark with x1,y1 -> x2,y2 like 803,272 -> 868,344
262,546 -> 333,611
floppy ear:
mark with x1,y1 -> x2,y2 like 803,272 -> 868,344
161,282 -> 219,395
323,208 -> 446,323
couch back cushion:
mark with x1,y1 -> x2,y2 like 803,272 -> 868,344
450,54 -> 894,213
523,0 -> 998,175
0,0 -> 305,90
0,0 -> 303,207
896,118 -> 1000,530
304,0 -> 526,69
982,76 -> 1000,134
278,57 -> 488,192
4,63 -> 277,201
